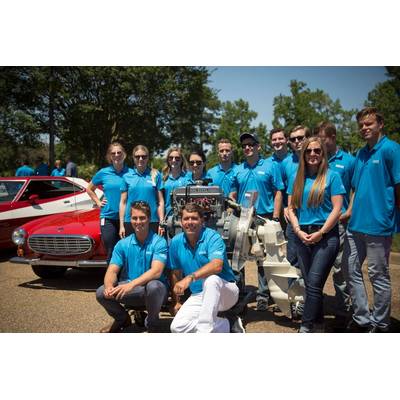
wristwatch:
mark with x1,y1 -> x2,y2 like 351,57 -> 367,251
272,217 -> 280,222
188,273 -> 196,282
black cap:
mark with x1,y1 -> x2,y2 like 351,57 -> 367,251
239,132 -> 259,143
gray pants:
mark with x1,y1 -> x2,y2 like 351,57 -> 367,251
331,222 -> 352,316
96,280 -> 167,328
343,230 -> 392,330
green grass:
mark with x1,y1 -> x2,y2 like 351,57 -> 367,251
392,234 -> 400,252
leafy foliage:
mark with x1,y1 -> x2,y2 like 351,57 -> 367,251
272,80 -> 362,153
365,67 -> 400,143
207,99 -> 267,167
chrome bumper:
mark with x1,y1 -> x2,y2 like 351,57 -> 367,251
10,256 -> 107,268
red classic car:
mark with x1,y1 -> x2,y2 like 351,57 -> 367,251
11,207 -> 108,278
0,176 -> 103,249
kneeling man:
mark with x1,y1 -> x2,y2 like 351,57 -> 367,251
169,203 -> 243,333
96,201 -> 168,332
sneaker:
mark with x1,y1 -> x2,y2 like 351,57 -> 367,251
133,310 -> 147,327
290,301 -> 304,320
228,316 -> 245,333
100,315 -> 131,333
256,298 -> 269,311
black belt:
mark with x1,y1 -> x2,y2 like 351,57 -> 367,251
300,224 -> 323,234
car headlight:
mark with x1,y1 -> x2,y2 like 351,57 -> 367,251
12,228 -> 27,246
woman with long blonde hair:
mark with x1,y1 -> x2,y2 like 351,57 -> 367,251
287,137 -> 345,333
86,142 -> 130,263
161,147 -> 189,217
119,145 -> 165,238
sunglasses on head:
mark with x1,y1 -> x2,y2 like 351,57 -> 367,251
305,148 -> 322,155
134,154 -> 148,160
289,135 -> 305,143
189,160 -> 203,166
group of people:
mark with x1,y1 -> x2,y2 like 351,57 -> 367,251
90,106 -> 400,333
15,157 -> 78,177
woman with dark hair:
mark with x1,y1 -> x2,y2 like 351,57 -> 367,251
86,142 -> 130,263
119,145 -> 165,238
187,149 -> 207,183
161,147 -> 189,217
287,137 -> 345,333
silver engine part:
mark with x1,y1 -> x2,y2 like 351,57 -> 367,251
166,183 -> 304,318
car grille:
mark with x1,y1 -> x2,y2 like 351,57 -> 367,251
28,235 -> 93,255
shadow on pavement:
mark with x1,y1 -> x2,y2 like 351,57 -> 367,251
18,268 -> 105,292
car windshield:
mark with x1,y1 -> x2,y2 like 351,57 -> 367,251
18,180 -> 84,201
0,181 -> 24,203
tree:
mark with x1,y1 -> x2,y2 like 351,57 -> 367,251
272,80 -> 361,153
365,66 -> 400,143
207,99 -> 267,167
0,67 -> 220,173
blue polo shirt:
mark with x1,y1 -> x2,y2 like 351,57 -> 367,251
92,165 -> 130,220
51,168 -> 66,177
280,153 -> 299,207
161,172 -> 191,216
287,169 -> 346,226
231,158 -> 284,215
16,165 -> 34,176
110,230 -> 168,286
327,149 -> 355,212
268,152 -> 291,207
206,163 -> 238,197
349,136 -> 400,236
168,227 -> 236,294
34,163 -> 49,176
186,171 -> 208,184
121,167 -> 162,223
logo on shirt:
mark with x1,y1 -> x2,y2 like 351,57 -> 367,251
198,251 -> 207,256
257,171 -> 265,175
212,251 -> 223,256
372,159 -> 380,164
146,180 -> 154,184
335,164 -> 345,169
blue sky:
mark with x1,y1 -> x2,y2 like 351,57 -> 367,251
207,67 -> 388,129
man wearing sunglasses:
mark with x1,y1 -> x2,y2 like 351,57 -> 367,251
206,138 -> 238,197
230,132 -> 284,311
96,201 -> 168,333
316,121 -> 355,327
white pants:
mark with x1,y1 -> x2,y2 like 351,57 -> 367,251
170,275 -> 239,333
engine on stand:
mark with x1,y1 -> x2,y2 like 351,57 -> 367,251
165,181 -> 304,319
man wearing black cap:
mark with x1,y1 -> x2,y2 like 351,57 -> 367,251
230,131 -> 284,311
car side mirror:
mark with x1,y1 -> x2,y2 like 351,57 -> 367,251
28,194 -> 39,204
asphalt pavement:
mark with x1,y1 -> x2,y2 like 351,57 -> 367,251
1,250 -> 399,333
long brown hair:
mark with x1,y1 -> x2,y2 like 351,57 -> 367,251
162,147 -> 187,182
291,137 -> 328,209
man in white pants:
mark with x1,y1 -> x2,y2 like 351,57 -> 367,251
168,203 -> 243,333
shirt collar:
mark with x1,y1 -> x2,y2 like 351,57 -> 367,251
183,227 -> 206,249
244,157 -> 263,169
133,166 -> 150,176
129,229 -> 154,247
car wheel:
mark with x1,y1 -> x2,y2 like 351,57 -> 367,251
31,265 -> 68,279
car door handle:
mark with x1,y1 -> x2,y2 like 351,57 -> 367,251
64,200 -> 71,204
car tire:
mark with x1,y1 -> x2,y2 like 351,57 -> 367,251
31,265 -> 68,279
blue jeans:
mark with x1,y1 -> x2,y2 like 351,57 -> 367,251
343,230 -> 392,330
331,222 -> 351,316
100,218 -> 120,264
96,280 -> 168,328
296,226 -> 340,329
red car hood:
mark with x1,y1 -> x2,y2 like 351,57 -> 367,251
20,208 -> 101,237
